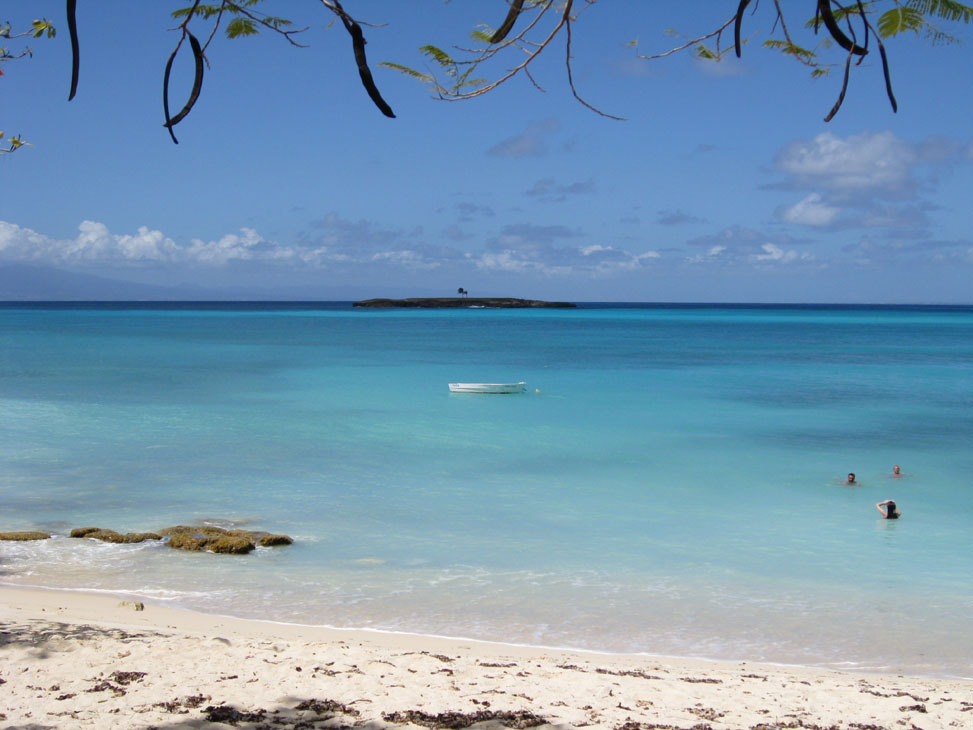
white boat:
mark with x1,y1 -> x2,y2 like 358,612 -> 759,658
448,382 -> 526,394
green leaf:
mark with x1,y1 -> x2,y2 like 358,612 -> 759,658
171,5 -> 223,21
226,17 -> 259,38
455,78 -> 487,90
925,27 -> 963,43
378,62 -> 434,84
470,29 -> 493,44
764,39 -> 816,61
262,16 -> 293,30
695,44 -> 717,60
419,45 -> 455,68
905,0 -> 973,23
31,19 -> 56,39
878,7 -> 925,36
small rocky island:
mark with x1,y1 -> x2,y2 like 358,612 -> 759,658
354,297 -> 575,309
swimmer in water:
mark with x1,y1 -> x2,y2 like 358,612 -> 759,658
876,499 -> 901,519
845,473 -> 859,486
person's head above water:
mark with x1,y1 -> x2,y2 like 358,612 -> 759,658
893,465 -> 900,474
847,473 -> 857,483
877,499 -> 901,519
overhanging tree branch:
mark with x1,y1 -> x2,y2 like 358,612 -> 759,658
6,1 -> 971,147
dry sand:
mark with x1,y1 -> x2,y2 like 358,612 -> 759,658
1,586 -> 970,729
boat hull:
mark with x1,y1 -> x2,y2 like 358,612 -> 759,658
448,382 -> 526,394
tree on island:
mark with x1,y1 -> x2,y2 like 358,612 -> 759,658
2,1 -> 972,151
457,288 -> 468,298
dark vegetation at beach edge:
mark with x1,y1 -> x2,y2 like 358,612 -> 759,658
353,297 -> 576,309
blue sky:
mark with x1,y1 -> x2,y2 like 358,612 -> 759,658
2,1 -> 972,302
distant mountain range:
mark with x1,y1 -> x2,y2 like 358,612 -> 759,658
0,264 -> 446,301
0,264 -> 216,300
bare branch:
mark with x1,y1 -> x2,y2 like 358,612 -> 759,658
427,2 -> 574,102
636,16 -> 735,61
564,5 -> 625,120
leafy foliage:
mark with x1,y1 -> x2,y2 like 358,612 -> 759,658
4,1 -> 973,148
1,19 -> 57,152
763,39 -> 817,62
878,7 -> 926,36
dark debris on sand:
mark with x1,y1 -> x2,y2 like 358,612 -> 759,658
154,693 -> 211,714
294,698 -> 361,718
382,709 -> 549,729
204,704 -> 268,725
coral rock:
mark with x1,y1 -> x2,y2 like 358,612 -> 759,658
258,534 -> 294,547
203,535 -> 255,554
167,533 -> 205,551
72,528 -> 161,544
0,531 -> 51,541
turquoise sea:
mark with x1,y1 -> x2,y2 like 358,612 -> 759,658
1,302 -> 971,678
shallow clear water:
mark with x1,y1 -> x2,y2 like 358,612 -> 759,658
1,303 -> 971,677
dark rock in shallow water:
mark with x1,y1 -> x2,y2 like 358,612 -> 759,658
160,525 -> 229,537
0,531 -> 51,541
167,533 -> 205,551
204,535 -> 255,554
160,525 -> 293,553
128,531 -> 162,542
258,534 -> 294,547
158,525 -> 195,536
70,527 -> 161,543
354,297 -> 575,309
82,529 -> 127,543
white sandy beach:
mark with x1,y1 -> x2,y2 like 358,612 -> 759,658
1,586 -> 970,730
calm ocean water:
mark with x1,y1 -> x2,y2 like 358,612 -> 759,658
1,302 -> 971,677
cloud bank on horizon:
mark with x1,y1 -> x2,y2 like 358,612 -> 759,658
3,128 -> 970,300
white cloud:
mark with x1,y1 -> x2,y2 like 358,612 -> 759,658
369,250 -> 440,269
774,131 -> 916,197
778,193 -> 841,227
685,227 -> 814,267
770,132 -> 973,235
0,221 -> 54,262
692,55 -> 747,78
0,220 -> 182,266
0,221 -> 300,270
487,118 -> 560,158
753,243 -> 791,262
475,240 -> 658,277
475,251 -> 540,273
526,177 -> 595,201
185,228 -> 267,265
